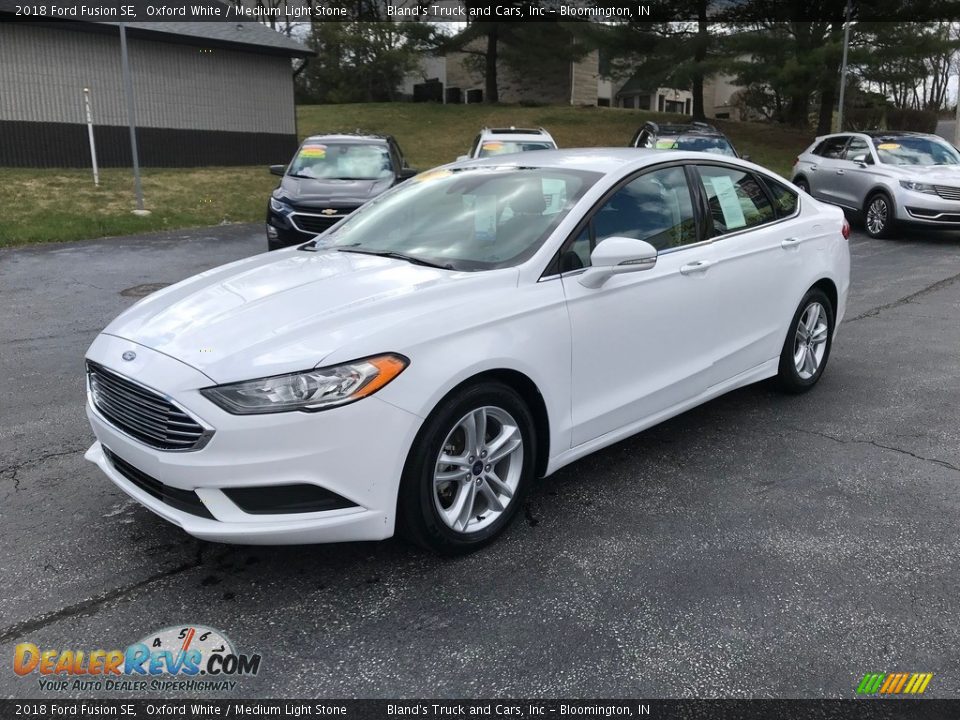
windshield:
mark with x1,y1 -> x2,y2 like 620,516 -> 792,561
312,166 -> 600,271
657,136 -> 736,156
478,141 -> 556,158
872,136 -> 960,166
288,142 -> 394,180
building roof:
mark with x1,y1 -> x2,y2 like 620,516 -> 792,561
105,21 -> 312,57
0,7 -> 313,57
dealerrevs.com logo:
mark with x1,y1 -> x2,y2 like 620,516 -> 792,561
14,625 -> 261,693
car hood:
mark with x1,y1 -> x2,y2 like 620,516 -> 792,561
888,165 -> 960,183
278,175 -> 393,207
102,249 -> 518,383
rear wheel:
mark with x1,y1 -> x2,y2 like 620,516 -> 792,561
776,288 -> 835,394
864,191 -> 895,239
397,382 -> 535,554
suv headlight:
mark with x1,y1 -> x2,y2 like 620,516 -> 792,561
270,196 -> 292,213
899,180 -> 937,195
201,354 -> 408,414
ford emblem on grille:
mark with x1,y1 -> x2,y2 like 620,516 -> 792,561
122,351 -> 136,361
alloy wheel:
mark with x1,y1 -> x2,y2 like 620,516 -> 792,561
866,196 -> 888,236
793,302 -> 829,380
433,406 -> 523,534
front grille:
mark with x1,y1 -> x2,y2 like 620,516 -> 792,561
290,210 -> 352,235
87,361 -> 212,451
102,447 -> 215,520
934,185 -> 960,201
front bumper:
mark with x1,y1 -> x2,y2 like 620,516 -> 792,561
266,204 -> 357,250
895,191 -> 960,226
84,334 -> 423,545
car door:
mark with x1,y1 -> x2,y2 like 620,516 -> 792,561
692,164 -> 810,378
560,164 -> 723,447
808,136 -> 851,204
834,135 -> 877,210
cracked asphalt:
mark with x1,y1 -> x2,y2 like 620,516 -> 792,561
2,222 -> 960,699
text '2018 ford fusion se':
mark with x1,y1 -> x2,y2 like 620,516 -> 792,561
85,149 -> 850,554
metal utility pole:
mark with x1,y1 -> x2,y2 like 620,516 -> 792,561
836,0 -> 853,132
83,88 -> 99,187
954,71 -> 960,147
119,23 -> 148,215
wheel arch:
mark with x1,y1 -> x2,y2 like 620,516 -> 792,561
809,277 -> 838,319
863,184 -> 895,214
417,368 -> 551,479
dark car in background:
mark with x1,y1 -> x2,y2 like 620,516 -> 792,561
266,133 -> 418,250
630,121 -> 743,158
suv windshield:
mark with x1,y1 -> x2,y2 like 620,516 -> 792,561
312,167 -> 600,271
657,135 -> 736,156
288,142 -> 394,180
872,136 -> 960,166
478,141 -> 555,158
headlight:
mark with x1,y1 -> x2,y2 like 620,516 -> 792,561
201,354 -> 408,414
270,196 -> 292,213
899,180 -> 937,195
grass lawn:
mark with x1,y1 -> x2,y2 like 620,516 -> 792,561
0,104 -> 814,248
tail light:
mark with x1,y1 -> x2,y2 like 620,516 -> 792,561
841,218 -> 851,239
795,156 -> 800,165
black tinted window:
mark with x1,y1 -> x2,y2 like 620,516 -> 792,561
591,166 -> 698,253
813,137 -> 849,159
764,177 -> 799,217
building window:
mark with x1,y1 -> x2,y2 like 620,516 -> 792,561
658,95 -> 665,112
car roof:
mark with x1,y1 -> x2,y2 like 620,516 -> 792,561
459,147 -> 748,174
479,127 -> 555,142
644,121 -> 726,137
302,133 -> 391,144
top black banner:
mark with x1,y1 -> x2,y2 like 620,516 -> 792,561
1,0 -> 960,22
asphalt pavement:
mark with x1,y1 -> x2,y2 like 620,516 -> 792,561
2,222 -> 960,699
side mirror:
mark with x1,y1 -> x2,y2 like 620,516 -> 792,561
398,167 -> 419,181
850,154 -> 869,167
456,155 -> 470,162
579,237 -> 658,289
741,153 -> 751,162
269,164 -> 286,177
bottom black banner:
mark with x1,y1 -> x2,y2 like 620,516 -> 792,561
2,700 -> 956,720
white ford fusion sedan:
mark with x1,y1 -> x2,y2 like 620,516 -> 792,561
85,149 -> 850,553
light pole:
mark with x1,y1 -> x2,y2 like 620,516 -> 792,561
119,23 -> 149,215
83,88 -> 99,187
836,0 -> 853,132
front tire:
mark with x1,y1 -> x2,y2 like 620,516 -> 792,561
794,177 -> 810,194
396,382 -> 536,554
776,288 -> 835,394
864,191 -> 895,239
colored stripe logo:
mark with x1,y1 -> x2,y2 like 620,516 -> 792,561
856,673 -> 932,695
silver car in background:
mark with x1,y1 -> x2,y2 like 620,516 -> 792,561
791,131 -> 960,238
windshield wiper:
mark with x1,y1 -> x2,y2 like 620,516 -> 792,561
337,247 -> 455,270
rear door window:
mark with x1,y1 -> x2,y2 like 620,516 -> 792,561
696,165 -> 776,234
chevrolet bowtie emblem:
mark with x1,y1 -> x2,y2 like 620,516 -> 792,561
321,209 -> 337,216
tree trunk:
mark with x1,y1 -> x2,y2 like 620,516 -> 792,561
485,25 -> 499,104
817,83 -> 835,134
691,7 -> 708,120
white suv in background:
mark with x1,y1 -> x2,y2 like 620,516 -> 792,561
458,127 -> 557,161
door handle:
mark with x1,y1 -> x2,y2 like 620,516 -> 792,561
781,237 -> 801,250
680,260 -> 714,275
